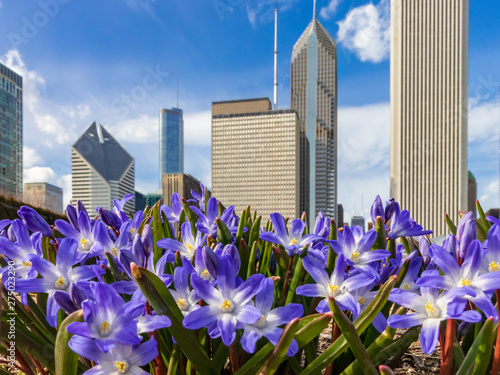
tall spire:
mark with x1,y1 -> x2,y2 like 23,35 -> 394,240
274,1 -> 278,109
313,0 -> 317,21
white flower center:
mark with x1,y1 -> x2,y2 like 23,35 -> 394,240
80,237 -> 91,251
115,360 -> 128,373
425,302 -> 441,318
489,262 -> 500,272
220,299 -> 235,313
54,276 -> 68,290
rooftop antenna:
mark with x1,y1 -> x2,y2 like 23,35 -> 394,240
313,0 -> 317,21
176,80 -> 179,108
273,0 -> 278,110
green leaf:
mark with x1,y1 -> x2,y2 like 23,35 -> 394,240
476,200 -> 491,231
372,216 -> 387,251
294,312 -> 333,348
300,276 -> 398,375
286,257 -> 305,305
130,263 -> 218,375
247,241 -> 258,277
235,208 -> 248,246
105,252 -> 123,281
216,217 -> 233,245
248,215 -> 262,248
258,318 -> 300,375
329,298 -> 378,375
55,310 -> 84,375
457,317 -> 495,375
445,214 -> 457,236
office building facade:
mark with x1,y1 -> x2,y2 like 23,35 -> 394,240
23,182 -> 63,214
72,122 -> 135,213
0,63 -> 22,198
162,173 -> 207,207
159,108 -> 184,185
291,6 -> 338,223
468,171 -> 477,216
390,0 -> 469,236
211,98 -> 300,222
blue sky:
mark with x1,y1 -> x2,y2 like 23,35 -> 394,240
0,0 -> 498,224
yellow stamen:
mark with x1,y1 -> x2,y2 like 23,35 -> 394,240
358,297 -> 366,305
186,243 -> 193,251
290,238 -> 298,245
490,262 -> 500,272
55,276 -> 65,287
101,320 -> 110,332
130,227 -> 135,234
22,260 -> 32,268
402,282 -> 410,290
114,361 -> 128,373
460,278 -> 471,287
80,238 -> 89,247
425,302 -> 435,313
177,298 -> 185,308
328,284 -> 338,293
221,299 -> 232,310
351,251 -> 360,260
111,247 -> 118,256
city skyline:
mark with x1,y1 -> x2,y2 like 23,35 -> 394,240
0,1 -> 498,223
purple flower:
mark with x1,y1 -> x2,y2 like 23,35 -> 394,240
189,183 -> 207,210
384,198 -> 396,224
370,195 -> 385,224
350,283 -> 387,332
388,285 -> 481,354
487,216 -> 500,226
161,193 -> 182,224
296,254 -> 377,315
98,207 -> 122,233
329,226 -> 389,275
157,222 -> 207,260
399,257 -> 423,293
457,216 -> 476,260
15,238 -> 103,326
0,219 -> 42,279
260,213 -> 320,257
417,241 -> 500,320
182,247 -> 216,283
183,255 -> 264,346
241,278 -> 303,355
69,336 -> 157,375
67,282 -> 146,351
388,203 -> 432,240
93,221 -> 131,259
191,197 -> 236,238
313,212 -> 330,238
482,224 -> 500,273
169,267 -> 200,316
113,193 -> 134,224
55,210 -> 100,261
17,206 -> 52,237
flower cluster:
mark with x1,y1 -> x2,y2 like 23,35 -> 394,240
1,189 -> 499,374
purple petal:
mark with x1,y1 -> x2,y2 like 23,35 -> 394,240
420,319 -> 441,354
218,255 -> 236,298
389,289 -> 424,311
270,213 -> 288,242
191,274 -> 222,305
241,328 -> 262,354
128,338 -> 159,366
387,313 -> 426,329
137,315 -> 171,333
255,278 -> 274,313
218,314 -> 237,346
236,305 -> 262,324
266,304 -> 304,326
302,256 -> 330,287
233,274 -> 264,305
183,306 -> 218,330
296,284 -> 327,298
68,336 -> 104,363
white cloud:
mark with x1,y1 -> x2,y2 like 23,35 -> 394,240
468,100 -> 499,144
320,0 -> 342,20
479,179 -> 499,211
106,115 -> 158,144
184,110 -> 211,146
246,0 -> 300,27
23,167 -> 72,207
23,146 -> 43,168
337,0 -> 390,63
337,102 -> 391,224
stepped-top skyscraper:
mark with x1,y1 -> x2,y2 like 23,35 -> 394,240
0,63 -> 23,198
390,0 -> 468,236
291,0 -> 338,223
159,107 -> 184,186
71,122 -> 135,213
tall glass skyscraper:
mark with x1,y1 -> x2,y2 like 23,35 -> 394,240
0,63 -> 23,198
291,2 -> 338,223
159,108 -> 184,185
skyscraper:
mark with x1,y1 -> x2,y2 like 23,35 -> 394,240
291,1 -> 338,223
0,63 -> 23,198
24,182 -> 63,214
72,122 -> 135,213
159,108 -> 184,185
211,98 -> 300,222
390,0 -> 468,236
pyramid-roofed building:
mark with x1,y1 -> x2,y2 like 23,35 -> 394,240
71,122 -> 135,213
